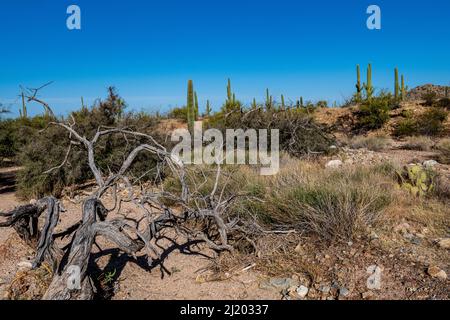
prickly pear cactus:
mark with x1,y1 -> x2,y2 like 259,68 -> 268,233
396,164 -> 435,196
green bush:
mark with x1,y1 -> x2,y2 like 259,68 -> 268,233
16,88 -> 165,199
207,108 -> 334,158
417,107 -> 448,136
394,118 -> 417,137
355,93 -> 394,131
422,92 -> 437,106
168,106 -> 188,121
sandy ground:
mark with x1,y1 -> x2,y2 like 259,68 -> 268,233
0,167 -> 279,300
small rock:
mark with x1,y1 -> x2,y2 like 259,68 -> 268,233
17,261 -> 32,269
423,160 -> 438,168
394,222 -> 412,234
325,160 -> 343,169
296,285 -> 309,298
362,291 -> 374,299
367,265 -> 382,290
318,285 -> 331,294
369,231 -> 379,240
338,287 -> 350,298
294,244 -> 304,254
437,238 -> 450,250
29,199 -> 37,205
427,266 -> 447,280
261,277 -> 299,291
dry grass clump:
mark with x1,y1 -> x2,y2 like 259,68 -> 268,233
5,264 -> 53,300
228,158 -> 396,242
402,136 -> 434,151
436,138 -> 450,164
348,135 -> 392,151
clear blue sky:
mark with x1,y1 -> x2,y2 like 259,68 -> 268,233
0,0 -> 449,117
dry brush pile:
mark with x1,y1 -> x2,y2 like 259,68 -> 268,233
0,119 -> 265,300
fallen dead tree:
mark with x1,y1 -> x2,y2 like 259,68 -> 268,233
0,118 -> 252,300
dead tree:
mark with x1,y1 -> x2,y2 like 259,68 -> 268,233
1,118 -> 246,300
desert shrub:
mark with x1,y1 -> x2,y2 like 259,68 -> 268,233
402,136 -> 434,151
349,135 -> 391,151
422,92 -> 437,106
436,138 -> 450,164
394,118 -> 417,136
207,109 -> 334,158
16,88 -> 164,199
355,92 -> 394,131
434,174 -> 450,202
436,98 -> 450,109
0,120 -> 16,159
263,165 -> 393,240
168,106 -> 188,121
417,107 -> 448,136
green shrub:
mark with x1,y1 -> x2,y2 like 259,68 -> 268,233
355,92 -> 394,131
422,92 -> 437,106
207,108 -> 334,158
168,106 -> 188,121
417,107 -> 448,136
394,118 -> 417,136
16,88 -> 164,199
436,98 -> 450,109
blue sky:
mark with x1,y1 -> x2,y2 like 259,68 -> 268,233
0,0 -> 449,117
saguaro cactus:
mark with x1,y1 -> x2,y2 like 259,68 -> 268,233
21,92 -> 27,118
187,80 -> 195,132
252,98 -> 257,109
265,89 -> 273,110
365,64 -> 373,100
355,64 -> 362,102
227,79 -> 232,103
281,94 -> 285,110
394,68 -> 399,100
194,92 -> 199,119
205,100 -> 211,116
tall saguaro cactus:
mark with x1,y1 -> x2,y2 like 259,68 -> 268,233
227,78 -> 232,103
281,94 -> 285,110
355,64 -> 362,102
365,63 -> 373,100
252,98 -> 257,109
194,92 -> 199,119
394,67 -> 400,100
21,92 -> 27,119
187,80 -> 195,132
205,100 -> 211,116
265,88 -> 273,110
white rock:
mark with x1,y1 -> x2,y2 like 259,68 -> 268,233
423,160 -> 439,168
325,160 -> 343,169
17,261 -> 32,269
29,199 -> 37,205
427,266 -> 447,280
437,238 -> 450,249
366,265 -> 382,290
296,285 -> 309,298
